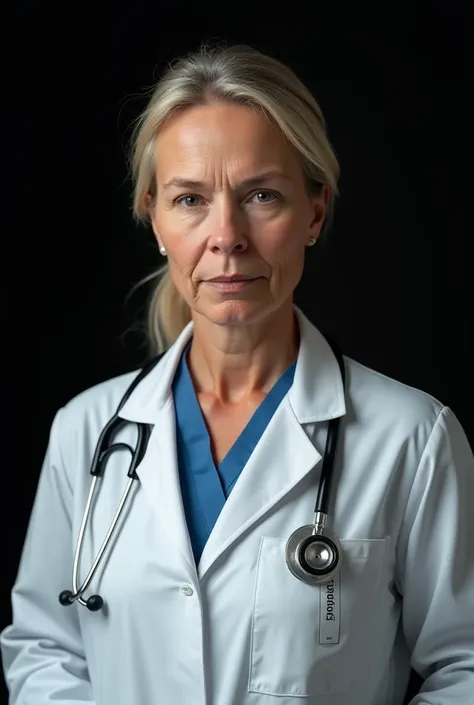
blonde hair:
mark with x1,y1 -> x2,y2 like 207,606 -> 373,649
130,41 -> 340,355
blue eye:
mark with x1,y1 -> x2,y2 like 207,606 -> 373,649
176,194 -> 202,208
251,190 -> 278,204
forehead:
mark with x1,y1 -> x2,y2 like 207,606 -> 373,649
154,102 -> 301,179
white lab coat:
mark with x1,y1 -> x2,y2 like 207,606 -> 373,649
2,307 -> 474,705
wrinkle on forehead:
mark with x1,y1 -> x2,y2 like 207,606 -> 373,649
155,102 -> 303,190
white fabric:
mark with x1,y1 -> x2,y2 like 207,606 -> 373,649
2,307 -> 473,704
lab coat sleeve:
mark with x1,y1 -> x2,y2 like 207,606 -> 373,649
0,408 -> 95,704
396,406 -> 474,703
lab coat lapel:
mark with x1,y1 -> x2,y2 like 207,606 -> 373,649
198,401 -> 322,579
133,402 -> 196,577
118,322 -> 198,578
198,307 -> 347,579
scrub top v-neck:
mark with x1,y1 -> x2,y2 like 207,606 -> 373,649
172,341 -> 296,565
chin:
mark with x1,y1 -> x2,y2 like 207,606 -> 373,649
198,299 -> 271,327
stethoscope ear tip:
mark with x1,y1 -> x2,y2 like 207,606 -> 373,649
58,590 -> 104,611
86,594 -> 104,611
58,590 -> 74,606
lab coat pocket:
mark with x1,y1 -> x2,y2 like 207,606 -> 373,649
248,536 -> 389,697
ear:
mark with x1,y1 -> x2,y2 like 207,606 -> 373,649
308,185 -> 330,240
144,193 -> 162,245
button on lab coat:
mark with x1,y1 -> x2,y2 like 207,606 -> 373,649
2,307 -> 474,704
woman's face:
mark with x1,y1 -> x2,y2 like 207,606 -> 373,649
149,101 -> 328,328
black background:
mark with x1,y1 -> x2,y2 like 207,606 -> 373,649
3,2 -> 469,702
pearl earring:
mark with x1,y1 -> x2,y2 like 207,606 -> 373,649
159,246 -> 167,256
307,237 -> 317,247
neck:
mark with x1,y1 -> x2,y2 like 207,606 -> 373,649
187,299 -> 299,405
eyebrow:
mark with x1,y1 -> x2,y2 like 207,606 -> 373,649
162,170 -> 292,191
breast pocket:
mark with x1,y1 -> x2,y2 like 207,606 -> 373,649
248,536 -> 390,697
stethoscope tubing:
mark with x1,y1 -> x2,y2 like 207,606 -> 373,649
72,473 -> 137,606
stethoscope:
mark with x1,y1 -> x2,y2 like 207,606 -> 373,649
59,337 -> 345,612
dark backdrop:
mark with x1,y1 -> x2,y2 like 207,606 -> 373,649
3,3 -> 469,703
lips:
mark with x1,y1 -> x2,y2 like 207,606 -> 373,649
203,276 -> 260,292
206,275 -> 257,283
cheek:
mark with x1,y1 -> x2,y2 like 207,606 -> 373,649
260,217 -> 307,261
262,218 -> 307,289
156,214 -> 203,269
169,246 -> 202,284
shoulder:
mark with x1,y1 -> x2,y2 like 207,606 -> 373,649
343,355 -> 446,439
52,369 -> 142,457
36,368 -> 147,499
340,357 -> 474,506
63,369 -> 142,420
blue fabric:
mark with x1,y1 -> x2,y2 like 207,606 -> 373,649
172,341 -> 296,565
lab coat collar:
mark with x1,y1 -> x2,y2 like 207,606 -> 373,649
118,305 -> 347,425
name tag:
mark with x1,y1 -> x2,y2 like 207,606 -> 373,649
318,572 -> 341,645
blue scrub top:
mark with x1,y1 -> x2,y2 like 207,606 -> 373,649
172,341 -> 296,565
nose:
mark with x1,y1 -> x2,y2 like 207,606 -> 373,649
207,203 -> 248,255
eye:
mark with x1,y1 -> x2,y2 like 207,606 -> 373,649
250,189 -> 279,204
175,194 -> 203,208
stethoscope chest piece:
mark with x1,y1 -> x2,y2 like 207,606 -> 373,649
285,523 -> 342,586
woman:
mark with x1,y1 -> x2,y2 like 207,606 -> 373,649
1,43 -> 473,705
